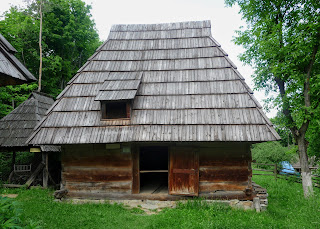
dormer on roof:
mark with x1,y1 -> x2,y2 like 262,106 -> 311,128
95,72 -> 142,120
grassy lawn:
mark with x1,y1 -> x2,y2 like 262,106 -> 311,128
1,175 -> 320,229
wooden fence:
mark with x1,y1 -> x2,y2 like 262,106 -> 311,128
252,162 -> 320,188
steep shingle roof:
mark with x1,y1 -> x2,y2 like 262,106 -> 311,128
27,20 -> 280,144
0,91 -> 59,152
0,33 -> 36,86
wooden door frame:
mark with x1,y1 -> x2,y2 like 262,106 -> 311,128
132,145 -> 170,194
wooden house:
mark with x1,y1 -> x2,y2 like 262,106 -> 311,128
0,33 -> 36,86
27,21 -> 280,200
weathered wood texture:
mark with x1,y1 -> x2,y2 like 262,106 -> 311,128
198,143 -> 251,193
169,147 -> 199,196
62,144 -> 132,195
0,91 -> 59,152
62,143 -> 252,199
28,20 -> 280,145
0,33 -> 36,86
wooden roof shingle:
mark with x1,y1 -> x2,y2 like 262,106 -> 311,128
0,91 -> 59,152
0,33 -> 37,86
27,20 -> 280,144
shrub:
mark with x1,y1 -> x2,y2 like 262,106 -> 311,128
252,142 -> 296,168
0,196 -> 40,229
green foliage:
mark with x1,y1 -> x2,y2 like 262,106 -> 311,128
0,84 -> 38,118
252,141 -> 296,165
0,0 -> 101,107
306,119 -> 320,158
225,0 -> 320,125
271,112 -> 320,159
270,113 -> 294,147
0,196 -> 40,228
0,153 -> 12,181
1,179 -> 320,228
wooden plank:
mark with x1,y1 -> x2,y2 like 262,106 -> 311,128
253,169 -> 274,172
132,145 -> 139,194
2,184 -> 23,188
200,167 -> 249,182
66,190 -> 253,201
63,170 -> 132,182
200,181 -> 248,192
169,147 -> 199,196
66,181 -> 131,193
25,162 -> 45,188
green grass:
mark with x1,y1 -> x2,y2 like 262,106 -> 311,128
1,175 -> 320,229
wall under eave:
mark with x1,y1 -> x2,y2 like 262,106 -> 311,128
61,142 -> 252,200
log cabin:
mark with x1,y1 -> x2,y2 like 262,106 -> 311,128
27,20 -> 280,200
0,33 -> 36,86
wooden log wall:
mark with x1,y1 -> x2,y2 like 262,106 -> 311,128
62,144 -> 132,195
198,143 -> 251,193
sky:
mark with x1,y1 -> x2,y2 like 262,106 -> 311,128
0,0 -> 277,117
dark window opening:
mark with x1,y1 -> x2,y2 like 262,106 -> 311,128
101,101 -> 130,119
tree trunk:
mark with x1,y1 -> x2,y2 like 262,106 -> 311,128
38,0 -> 43,92
296,134 -> 313,198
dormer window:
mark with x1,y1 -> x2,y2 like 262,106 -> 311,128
94,73 -> 143,121
101,101 -> 131,120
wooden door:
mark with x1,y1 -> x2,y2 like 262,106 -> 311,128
169,147 -> 199,196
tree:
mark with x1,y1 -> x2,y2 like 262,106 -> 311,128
0,0 -> 101,118
270,113 -> 294,148
252,141 -> 295,166
0,0 -> 101,97
226,0 -> 320,197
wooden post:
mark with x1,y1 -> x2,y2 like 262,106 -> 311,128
11,151 -> 16,173
132,145 -> 140,194
274,164 -> 277,180
42,152 -> 48,188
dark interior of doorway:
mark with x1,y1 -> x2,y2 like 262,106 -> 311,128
139,146 -> 168,194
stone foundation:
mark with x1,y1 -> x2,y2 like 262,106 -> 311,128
62,198 -> 261,214
252,182 -> 269,212
58,183 -> 268,213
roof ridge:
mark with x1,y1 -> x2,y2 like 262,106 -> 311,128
110,20 -> 211,32
0,33 -> 17,53
31,91 -> 55,99
0,44 -> 36,81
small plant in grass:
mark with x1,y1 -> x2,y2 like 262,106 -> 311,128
129,207 -> 145,214
0,196 -> 40,229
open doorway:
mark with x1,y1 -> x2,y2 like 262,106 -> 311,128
139,146 -> 168,194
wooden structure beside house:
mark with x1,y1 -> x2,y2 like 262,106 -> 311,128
0,33 -> 36,86
0,91 -> 60,187
27,21 -> 280,200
